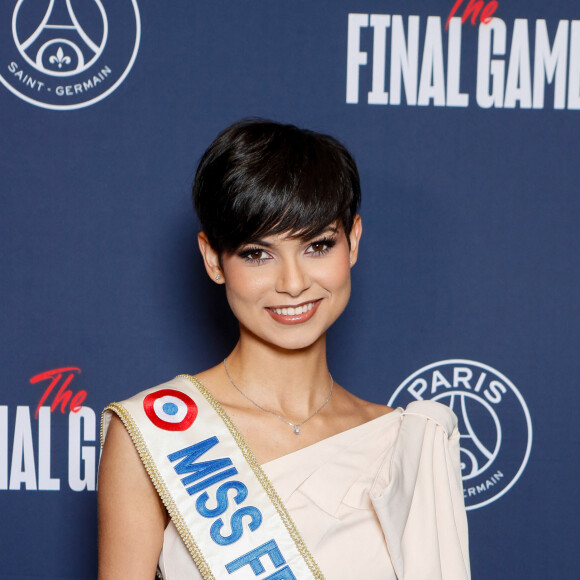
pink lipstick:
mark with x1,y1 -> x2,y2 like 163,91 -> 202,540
266,299 -> 321,325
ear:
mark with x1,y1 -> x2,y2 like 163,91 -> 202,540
197,232 -> 224,284
348,214 -> 362,267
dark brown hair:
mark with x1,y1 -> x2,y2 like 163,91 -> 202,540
193,119 -> 361,253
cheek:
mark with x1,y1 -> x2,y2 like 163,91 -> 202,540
238,271 -> 270,295
223,268 -> 268,313
318,260 -> 352,326
321,256 -> 351,292
334,273 -> 352,304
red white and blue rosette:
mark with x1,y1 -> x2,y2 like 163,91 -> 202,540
143,389 -> 198,431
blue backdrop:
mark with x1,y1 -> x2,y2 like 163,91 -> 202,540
1,0 -> 578,578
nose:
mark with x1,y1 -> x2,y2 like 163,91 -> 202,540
275,257 -> 311,297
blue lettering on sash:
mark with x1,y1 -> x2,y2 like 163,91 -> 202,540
225,540 -> 296,578
210,506 -> 263,545
226,540 -> 285,574
185,467 -> 239,495
168,437 -> 265,546
262,567 -> 297,579
168,436 -> 239,495
197,480 -> 248,518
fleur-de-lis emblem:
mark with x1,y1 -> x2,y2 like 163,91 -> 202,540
49,47 -> 72,69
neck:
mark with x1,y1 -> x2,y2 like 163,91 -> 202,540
224,331 -> 331,416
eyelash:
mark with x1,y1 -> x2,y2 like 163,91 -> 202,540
238,247 -> 270,263
238,237 -> 337,263
306,237 -> 336,256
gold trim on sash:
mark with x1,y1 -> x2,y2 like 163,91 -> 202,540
179,375 -> 325,579
102,401 -> 215,579
101,375 -> 325,580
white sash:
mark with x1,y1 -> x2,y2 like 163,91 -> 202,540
101,375 -> 325,580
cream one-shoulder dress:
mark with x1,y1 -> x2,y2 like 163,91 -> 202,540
157,400 -> 470,580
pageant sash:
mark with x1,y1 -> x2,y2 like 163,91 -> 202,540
101,375 -> 324,580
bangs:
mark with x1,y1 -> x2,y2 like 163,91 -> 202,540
226,139 -> 355,247
193,120 -> 361,254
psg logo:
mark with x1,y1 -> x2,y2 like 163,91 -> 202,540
389,359 -> 533,510
0,0 -> 140,110
143,389 -> 198,431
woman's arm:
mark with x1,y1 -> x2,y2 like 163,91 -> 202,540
98,414 -> 167,579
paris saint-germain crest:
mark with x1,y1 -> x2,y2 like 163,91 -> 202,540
389,359 -> 533,510
0,0 -> 140,109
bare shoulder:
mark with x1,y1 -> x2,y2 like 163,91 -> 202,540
334,384 -> 394,424
191,363 -> 231,400
99,414 -> 164,502
193,363 -> 222,386
100,412 -> 137,460
98,414 -> 167,579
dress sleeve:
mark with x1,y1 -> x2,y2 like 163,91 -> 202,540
370,401 -> 471,580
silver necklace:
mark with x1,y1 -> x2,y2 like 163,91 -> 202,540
223,359 -> 333,435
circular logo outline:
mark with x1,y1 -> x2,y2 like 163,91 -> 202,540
388,359 -> 533,510
12,0 -> 109,77
143,389 -> 198,431
0,0 -> 141,110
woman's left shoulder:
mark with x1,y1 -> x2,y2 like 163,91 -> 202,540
399,399 -> 459,436
365,401 -> 396,421
338,388 -> 394,424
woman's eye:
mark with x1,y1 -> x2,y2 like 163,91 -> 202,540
309,242 -> 327,253
307,239 -> 334,255
242,249 -> 269,262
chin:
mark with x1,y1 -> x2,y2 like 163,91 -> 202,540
271,318 -> 336,350
241,323 -> 327,352
275,336 -> 323,351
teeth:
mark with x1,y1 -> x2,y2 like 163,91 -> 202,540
272,302 -> 316,316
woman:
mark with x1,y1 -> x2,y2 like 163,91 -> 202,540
98,120 -> 470,579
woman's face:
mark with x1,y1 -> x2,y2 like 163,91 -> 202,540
213,216 -> 362,351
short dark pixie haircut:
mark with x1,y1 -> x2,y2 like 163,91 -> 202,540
193,119 -> 361,254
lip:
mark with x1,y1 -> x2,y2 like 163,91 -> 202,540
266,299 -> 322,325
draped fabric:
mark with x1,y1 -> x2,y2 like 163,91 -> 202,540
157,401 -> 470,579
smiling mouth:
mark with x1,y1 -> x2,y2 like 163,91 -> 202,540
266,299 -> 321,324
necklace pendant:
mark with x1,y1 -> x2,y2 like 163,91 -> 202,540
223,360 -> 334,438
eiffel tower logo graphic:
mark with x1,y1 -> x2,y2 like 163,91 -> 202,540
446,391 -> 501,480
13,0 -> 108,76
